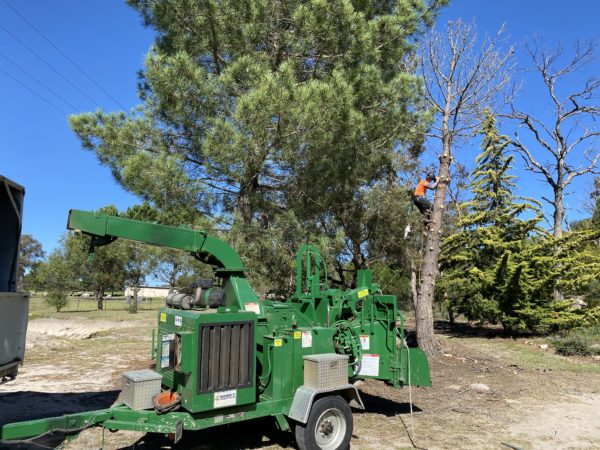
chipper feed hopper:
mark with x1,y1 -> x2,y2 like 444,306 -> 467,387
1,210 -> 430,450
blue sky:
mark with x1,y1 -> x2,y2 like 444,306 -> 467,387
1,0 -> 599,253
434,1 -> 600,226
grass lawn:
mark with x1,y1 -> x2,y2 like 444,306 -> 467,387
28,295 -> 163,321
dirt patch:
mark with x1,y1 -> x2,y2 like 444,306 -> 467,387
510,393 -> 600,449
3,317 -> 600,450
27,317 -> 136,341
2,318 -> 151,394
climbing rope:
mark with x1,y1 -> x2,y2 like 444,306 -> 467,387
402,339 -> 418,449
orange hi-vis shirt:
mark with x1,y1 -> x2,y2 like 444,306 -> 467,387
414,180 -> 429,197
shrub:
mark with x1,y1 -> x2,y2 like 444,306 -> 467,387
126,295 -> 138,314
45,290 -> 68,312
550,326 -> 600,356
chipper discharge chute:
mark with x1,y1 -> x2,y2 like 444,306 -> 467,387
1,210 -> 430,450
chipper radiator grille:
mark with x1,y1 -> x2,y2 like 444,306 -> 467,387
197,321 -> 254,393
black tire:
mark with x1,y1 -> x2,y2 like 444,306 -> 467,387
295,395 -> 353,450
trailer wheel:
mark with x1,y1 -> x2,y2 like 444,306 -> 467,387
295,395 -> 352,450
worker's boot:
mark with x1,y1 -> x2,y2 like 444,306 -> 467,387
423,211 -> 432,233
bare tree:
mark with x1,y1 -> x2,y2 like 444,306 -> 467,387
507,39 -> 600,238
418,20 -> 513,355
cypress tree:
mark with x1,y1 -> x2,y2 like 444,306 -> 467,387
439,110 -> 541,328
441,110 -> 600,332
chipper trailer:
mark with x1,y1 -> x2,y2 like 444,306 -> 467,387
0,210 -> 430,450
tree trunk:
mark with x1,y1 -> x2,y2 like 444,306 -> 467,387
237,165 -> 261,225
553,183 -> 565,300
132,285 -> 139,313
553,185 -> 564,239
415,139 -> 452,356
410,261 -> 418,312
95,288 -> 103,310
237,190 -> 253,225
168,260 -> 178,294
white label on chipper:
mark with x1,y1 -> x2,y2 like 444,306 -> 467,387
175,316 -> 182,327
359,354 -> 380,377
245,302 -> 261,314
214,389 -> 237,408
302,331 -> 312,348
359,335 -> 370,350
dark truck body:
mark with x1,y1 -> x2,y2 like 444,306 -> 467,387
0,175 -> 28,381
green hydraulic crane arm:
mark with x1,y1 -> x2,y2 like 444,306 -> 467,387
67,209 -> 244,272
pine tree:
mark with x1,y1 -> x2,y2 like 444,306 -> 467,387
69,0 -> 447,291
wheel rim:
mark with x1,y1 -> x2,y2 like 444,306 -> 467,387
314,407 -> 346,450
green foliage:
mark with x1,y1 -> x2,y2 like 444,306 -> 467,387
18,234 -> 45,291
35,248 -> 73,312
123,201 -> 211,291
582,305 -> 600,324
46,290 -> 68,312
439,111 -> 542,328
568,187 -> 600,307
33,205 -> 164,310
440,111 -> 600,333
69,0 -> 445,288
63,229 -> 128,305
228,209 -> 344,295
550,325 -> 600,356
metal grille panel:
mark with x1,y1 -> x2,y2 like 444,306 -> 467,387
197,321 -> 253,393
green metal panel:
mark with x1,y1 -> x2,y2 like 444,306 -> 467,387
156,308 -> 258,413
405,347 -> 432,387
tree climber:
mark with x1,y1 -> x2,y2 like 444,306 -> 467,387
413,172 -> 438,224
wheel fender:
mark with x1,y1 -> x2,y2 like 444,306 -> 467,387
288,384 -> 364,424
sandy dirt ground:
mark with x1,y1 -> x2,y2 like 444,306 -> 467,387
1,316 -> 600,450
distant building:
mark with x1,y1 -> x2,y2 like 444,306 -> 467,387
124,286 -> 172,298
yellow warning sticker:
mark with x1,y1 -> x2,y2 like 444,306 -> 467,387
159,313 -> 167,322
358,289 -> 369,299
274,338 -> 283,347
293,331 -> 302,340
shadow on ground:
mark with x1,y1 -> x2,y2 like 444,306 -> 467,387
357,390 -> 422,416
0,390 -> 120,449
120,417 -> 296,450
1,392 -> 295,450
434,319 -> 522,340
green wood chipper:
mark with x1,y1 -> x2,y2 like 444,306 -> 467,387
0,210 -> 430,450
